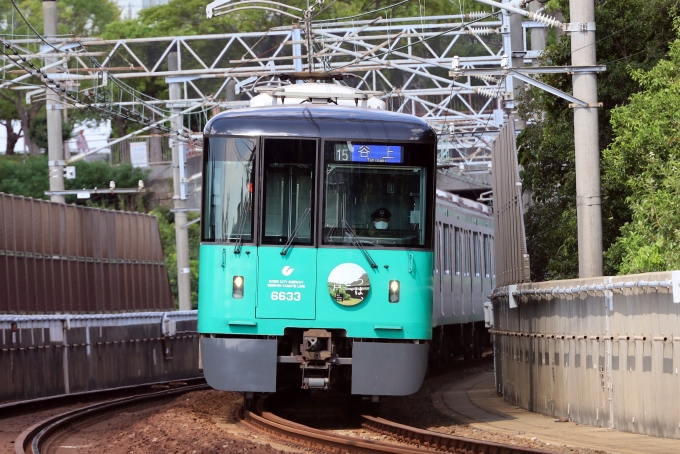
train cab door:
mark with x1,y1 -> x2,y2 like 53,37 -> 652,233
256,138 -> 318,320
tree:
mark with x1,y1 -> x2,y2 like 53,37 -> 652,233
516,0 -> 680,280
0,154 -> 150,208
602,23 -> 680,273
27,111 -> 75,150
0,96 -> 22,155
152,206 -> 200,307
0,0 -> 120,155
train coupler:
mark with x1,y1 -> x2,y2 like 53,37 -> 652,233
301,362 -> 332,389
300,329 -> 333,389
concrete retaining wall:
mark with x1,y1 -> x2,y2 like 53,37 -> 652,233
491,271 -> 680,439
0,311 -> 200,402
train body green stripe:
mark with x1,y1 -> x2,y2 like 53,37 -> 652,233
198,244 -> 433,340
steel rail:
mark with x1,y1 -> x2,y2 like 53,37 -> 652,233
242,393 -> 558,454
0,377 -> 204,418
14,381 -> 209,454
361,415 -> 557,454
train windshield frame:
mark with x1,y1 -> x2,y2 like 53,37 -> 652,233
201,136 -> 256,243
260,138 -> 316,246
322,140 -> 434,249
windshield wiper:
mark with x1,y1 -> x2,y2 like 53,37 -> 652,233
341,220 -> 378,268
280,208 -> 311,256
233,203 -> 249,254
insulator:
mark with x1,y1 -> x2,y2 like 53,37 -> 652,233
474,87 -> 504,99
466,11 -> 488,20
474,74 -> 499,84
467,27 -> 498,36
530,11 -> 562,28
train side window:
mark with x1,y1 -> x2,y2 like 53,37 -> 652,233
443,224 -> 450,275
484,235 -> 491,278
473,232 -> 481,277
454,228 -> 461,276
491,237 -> 496,278
434,224 -> 441,274
202,137 -> 256,243
465,231 -> 471,276
261,138 -> 316,246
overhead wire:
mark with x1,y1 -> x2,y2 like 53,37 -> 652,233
0,38 -> 201,147
324,11 -> 499,72
313,0 -> 411,23
10,0 -> 174,114
6,0 -> 200,146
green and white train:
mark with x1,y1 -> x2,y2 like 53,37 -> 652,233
198,81 -> 494,404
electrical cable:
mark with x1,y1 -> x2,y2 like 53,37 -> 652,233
0,38 -> 201,147
10,0 -> 60,53
438,74 -> 505,186
324,11 -> 499,72
600,39 -> 668,65
4,3 -> 200,146
313,0 -> 411,23
10,0 -> 175,119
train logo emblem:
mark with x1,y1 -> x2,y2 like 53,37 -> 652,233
281,266 -> 294,276
327,263 -> 370,306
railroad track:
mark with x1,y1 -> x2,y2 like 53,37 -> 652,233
13,381 -> 209,454
241,393 -> 557,454
13,373 -> 556,454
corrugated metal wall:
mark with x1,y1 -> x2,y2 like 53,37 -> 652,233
0,193 -> 173,313
491,271 -> 680,438
0,312 -> 199,402
490,121 -> 530,286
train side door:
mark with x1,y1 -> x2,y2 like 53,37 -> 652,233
256,138 -> 318,320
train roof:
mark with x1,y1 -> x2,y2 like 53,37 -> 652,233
204,104 -> 437,143
436,189 -> 492,218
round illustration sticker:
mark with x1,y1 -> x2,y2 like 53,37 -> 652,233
327,263 -> 371,306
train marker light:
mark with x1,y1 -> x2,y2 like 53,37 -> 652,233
233,276 -> 244,299
389,280 -> 400,303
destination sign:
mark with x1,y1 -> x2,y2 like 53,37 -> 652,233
334,143 -> 403,164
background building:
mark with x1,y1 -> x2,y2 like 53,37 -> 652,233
111,0 -> 170,19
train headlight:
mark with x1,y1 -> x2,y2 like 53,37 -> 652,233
233,276 -> 244,299
389,280 -> 400,303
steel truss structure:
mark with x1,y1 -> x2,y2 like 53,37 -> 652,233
0,11 -> 560,169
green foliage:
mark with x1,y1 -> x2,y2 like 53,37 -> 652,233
65,160 -> 152,210
0,155 -> 50,198
5,0 -> 119,37
602,24 -> 680,273
27,112 -> 75,150
0,155 -> 150,209
517,0 -> 680,280
103,0 -> 467,40
151,206 -> 200,308
1,1 -> 121,154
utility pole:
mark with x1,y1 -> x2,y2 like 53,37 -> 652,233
570,0 -> 603,277
529,1 -> 547,58
43,0 -> 65,204
168,51 -> 192,310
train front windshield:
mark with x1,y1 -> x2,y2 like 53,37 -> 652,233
202,137 -> 255,242
323,141 -> 431,248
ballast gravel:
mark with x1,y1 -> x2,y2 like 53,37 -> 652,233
52,358 -> 608,453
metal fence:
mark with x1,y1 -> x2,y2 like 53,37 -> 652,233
0,193 -> 173,313
0,311 -> 198,402
490,271 -> 680,438
490,121 -> 530,286
109,134 -> 173,166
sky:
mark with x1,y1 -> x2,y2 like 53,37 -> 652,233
111,0 -> 171,19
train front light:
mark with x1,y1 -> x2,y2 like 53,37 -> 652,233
233,276 -> 244,299
389,280 -> 400,303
